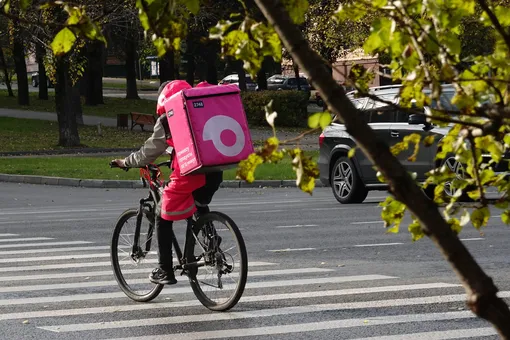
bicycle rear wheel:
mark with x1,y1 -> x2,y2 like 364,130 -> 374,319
186,211 -> 248,311
111,208 -> 163,302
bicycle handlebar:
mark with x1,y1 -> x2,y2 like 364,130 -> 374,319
109,161 -> 129,172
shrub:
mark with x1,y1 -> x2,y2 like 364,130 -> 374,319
241,90 -> 310,127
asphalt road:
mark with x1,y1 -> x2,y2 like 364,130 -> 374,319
0,183 -> 508,339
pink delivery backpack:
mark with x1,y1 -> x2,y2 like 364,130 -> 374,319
163,84 -> 254,176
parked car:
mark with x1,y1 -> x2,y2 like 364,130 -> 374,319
266,74 -> 311,94
219,74 -> 257,91
318,84 -> 509,204
31,72 -> 54,88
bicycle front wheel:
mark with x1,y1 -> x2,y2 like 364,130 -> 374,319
186,211 -> 248,311
111,208 -> 164,302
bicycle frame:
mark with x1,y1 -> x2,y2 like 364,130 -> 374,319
130,162 -> 207,275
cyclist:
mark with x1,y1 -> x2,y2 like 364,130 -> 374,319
111,80 -> 222,285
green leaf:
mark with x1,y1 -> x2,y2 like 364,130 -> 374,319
308,112 -> 331,129
51,28 -> 76,56
501,211 -> 510,225
283,0 -> 309,24
348,147 -> 357,158
237,153 -> 263,183
408,220 -> 425,242
449,218 -> 463,235
470,207 -> 490,229
185,0 -> 200,14
423,135 -> 436,147
459,209 -> 470,226
480,169 -> 495,186
20,0 -> 31,11
363,17 -> 392,53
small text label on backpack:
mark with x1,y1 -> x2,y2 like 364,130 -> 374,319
193,101 -> 204,108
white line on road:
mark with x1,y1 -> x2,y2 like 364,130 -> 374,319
0,245 -> 111,255
0,260 -> 275,273
0,253 -> 113,263
0,241 -> 92,249
0,282 -> 459,321
354,243 -> 404,247
275,224 -> 318,228
96,311 -> 475,340
0,237 -> 53,243
460,238 -> 485,241
0,233 -> 18,237
0,267 -> 331,283
350,328 -> 496,340
267,248 -> 316,252
351,221 -> 383,225
251,210 -> 284,213
0,217 -> 111,225
0,275 -> 395,305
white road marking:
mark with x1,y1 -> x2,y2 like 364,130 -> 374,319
0,260 -> 275,273
350,328 -> 496,340
460,238 -> 484,241
0,267 -> 331,283
251,210 -> 284,213
354,243 -> 404,247
0,283 -> 460,321
0,241 -> 92,249
275,224 -> 318,228
267,248 -> 316,252
0,217 -> 111,225
0,245 -> 111,255
0,253 -> 113,263
0,274 -> 395,305
99,311 -> 475,339
0,237 -> 53,243
0,233 -> 18,237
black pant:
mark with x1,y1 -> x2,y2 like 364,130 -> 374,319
156,216 -> 174,272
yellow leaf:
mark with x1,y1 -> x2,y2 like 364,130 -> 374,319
51,28 -> 76,56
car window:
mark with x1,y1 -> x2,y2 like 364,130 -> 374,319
395,110 -> 410,122
365,109 -> 394,123
267,76 -> 286,84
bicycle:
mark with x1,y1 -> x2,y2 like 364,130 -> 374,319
109,159 -> 248,311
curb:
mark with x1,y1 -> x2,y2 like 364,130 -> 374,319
0,173 -> 326,189
0,148 -> 137,157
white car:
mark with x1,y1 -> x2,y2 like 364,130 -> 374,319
219,74 -> 257,91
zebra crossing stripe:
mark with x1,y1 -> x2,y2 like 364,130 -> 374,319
86,311 -> 476,339
0,260 -> 275,273
0,237 -> 53,243
348,327 -> 496,340
0,234 -> 19,237
0,275 -> 395,305
0,246 -> 112,255
0,267 -> 332,282
38,293 -> 489,333
0,283 -> 460,321
0,241 -> 92,249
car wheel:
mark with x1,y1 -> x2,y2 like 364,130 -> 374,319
425,155 -> 473,202
32,79 -> 38,87
316,98 -> 324,107
331,157 -> 368,204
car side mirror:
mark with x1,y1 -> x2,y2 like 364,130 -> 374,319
408,114 -> 427,125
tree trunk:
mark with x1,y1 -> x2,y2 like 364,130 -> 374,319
205,41 -> 218,85
35,41 -> 48,100
85,41 -> 104,106
125,32 -> 139,100
72,83 -> 83,125
159,50 -> 175,84
55,56 -> 80,147
236,60 -> 247,91
254,0 -> 510,338
12,34 -> 29,105
292,58 -> 301,90
0,47 -> 14,97
257,57 -> 268,90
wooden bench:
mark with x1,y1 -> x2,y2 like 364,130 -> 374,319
130,112 -> 156,131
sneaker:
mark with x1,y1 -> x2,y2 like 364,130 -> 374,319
149,268 -> 177,285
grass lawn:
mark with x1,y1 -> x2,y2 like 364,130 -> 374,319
0,90 -> 155,118
0,117 -> 152,152
0,152 -> 318,181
